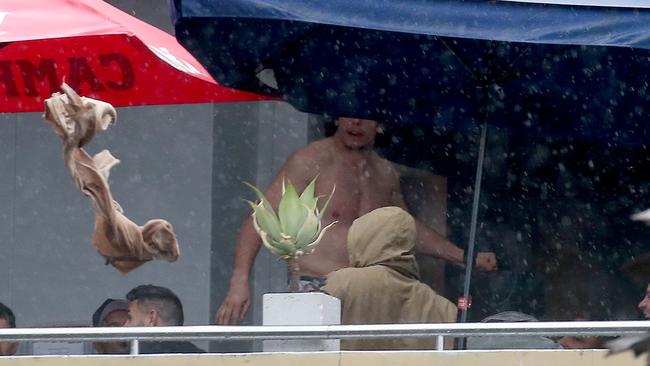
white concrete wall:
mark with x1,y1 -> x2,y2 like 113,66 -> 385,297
0,350 -> 644,366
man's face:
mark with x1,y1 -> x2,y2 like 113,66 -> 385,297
93,310 -> 129,354
334,117 -> 380,150
0,319 -> 17,356
102,309 -> 128,327
638,284 -> 650,319
124,300 -> 153,327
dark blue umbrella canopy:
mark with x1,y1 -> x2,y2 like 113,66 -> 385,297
173,1 -> 650,323
173,0 -> 650,143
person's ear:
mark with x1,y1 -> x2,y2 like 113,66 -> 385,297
144,310 -> 158,327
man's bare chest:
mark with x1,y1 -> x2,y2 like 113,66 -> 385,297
314,162 -> 396,221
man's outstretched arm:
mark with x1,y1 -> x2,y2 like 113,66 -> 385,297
390,166 -> 497,271
214,215 -> 262,325
215,152 -> 315,324
413,221 -> 497,271
413,220 -> 465,265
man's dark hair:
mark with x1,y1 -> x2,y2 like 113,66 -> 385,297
0,302 -> 16,328
126,285 -> 184,326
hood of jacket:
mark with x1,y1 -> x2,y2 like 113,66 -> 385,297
347,206 -> 419,279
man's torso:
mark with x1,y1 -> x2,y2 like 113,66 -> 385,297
296,138 -> 400,276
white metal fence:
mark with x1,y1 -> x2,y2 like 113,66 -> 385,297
0,321 -> 648,354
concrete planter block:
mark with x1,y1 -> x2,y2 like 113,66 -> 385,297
263,292 -> 341,352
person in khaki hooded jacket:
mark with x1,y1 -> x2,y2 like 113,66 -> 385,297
322,206 -> 457,350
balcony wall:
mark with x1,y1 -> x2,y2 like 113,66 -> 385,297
0,350 -> 643,366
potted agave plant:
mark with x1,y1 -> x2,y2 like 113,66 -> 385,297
246,176 -> 336,292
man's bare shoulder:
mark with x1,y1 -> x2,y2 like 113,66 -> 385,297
372,155 -> 401,180
392,161 -> 444,181
281,139 -> 333,184
288,138 -> 335,165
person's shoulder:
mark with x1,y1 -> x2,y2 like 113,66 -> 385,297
375,155 -> 396,169
286,138 -> 334,167
371,155 -> 400,180
327,267 -> 356,280
325,267 -> 390,293
303,137 -> 335,158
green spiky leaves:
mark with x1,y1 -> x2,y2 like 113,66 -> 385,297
245,177 -> 336,259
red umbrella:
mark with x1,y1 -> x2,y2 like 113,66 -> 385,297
0,0 -> 270,112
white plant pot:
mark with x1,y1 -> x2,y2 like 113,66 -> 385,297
263,292 -> 341,352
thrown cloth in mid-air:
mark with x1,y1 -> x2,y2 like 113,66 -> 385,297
44,83 -> 179,274
322,206 -> 457,350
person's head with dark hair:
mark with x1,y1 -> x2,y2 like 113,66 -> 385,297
638,284 -> 650,319
620,254 -> 650,319
92,299 -> 129,354
0,303 -> 15,329
124,285 -> 184,327
0,302 -> 17,356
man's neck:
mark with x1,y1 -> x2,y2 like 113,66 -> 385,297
330,136 -> 375,160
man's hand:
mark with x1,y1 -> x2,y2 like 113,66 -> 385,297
215,281 -> 251,325
475,252 -> 498,271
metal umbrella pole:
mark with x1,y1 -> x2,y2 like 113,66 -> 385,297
436,38 -> 492,325
459,120 -> 488,324
453,119 -> 488,350
439,39 -> 529,327
438,38 -> 527,348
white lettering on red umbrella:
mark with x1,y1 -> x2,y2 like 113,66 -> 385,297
147,45 -> 202,76
0,12 -> 9,36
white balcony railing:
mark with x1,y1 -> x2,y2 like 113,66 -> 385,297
0,320 -> 648,354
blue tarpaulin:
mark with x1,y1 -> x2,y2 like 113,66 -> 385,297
172,0 -> 650,324
173,0 -> 650,143
175,0 -> 650,49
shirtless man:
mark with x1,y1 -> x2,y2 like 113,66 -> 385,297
216,117 -> 498,324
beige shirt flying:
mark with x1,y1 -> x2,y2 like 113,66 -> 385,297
44,83 -> 179,274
